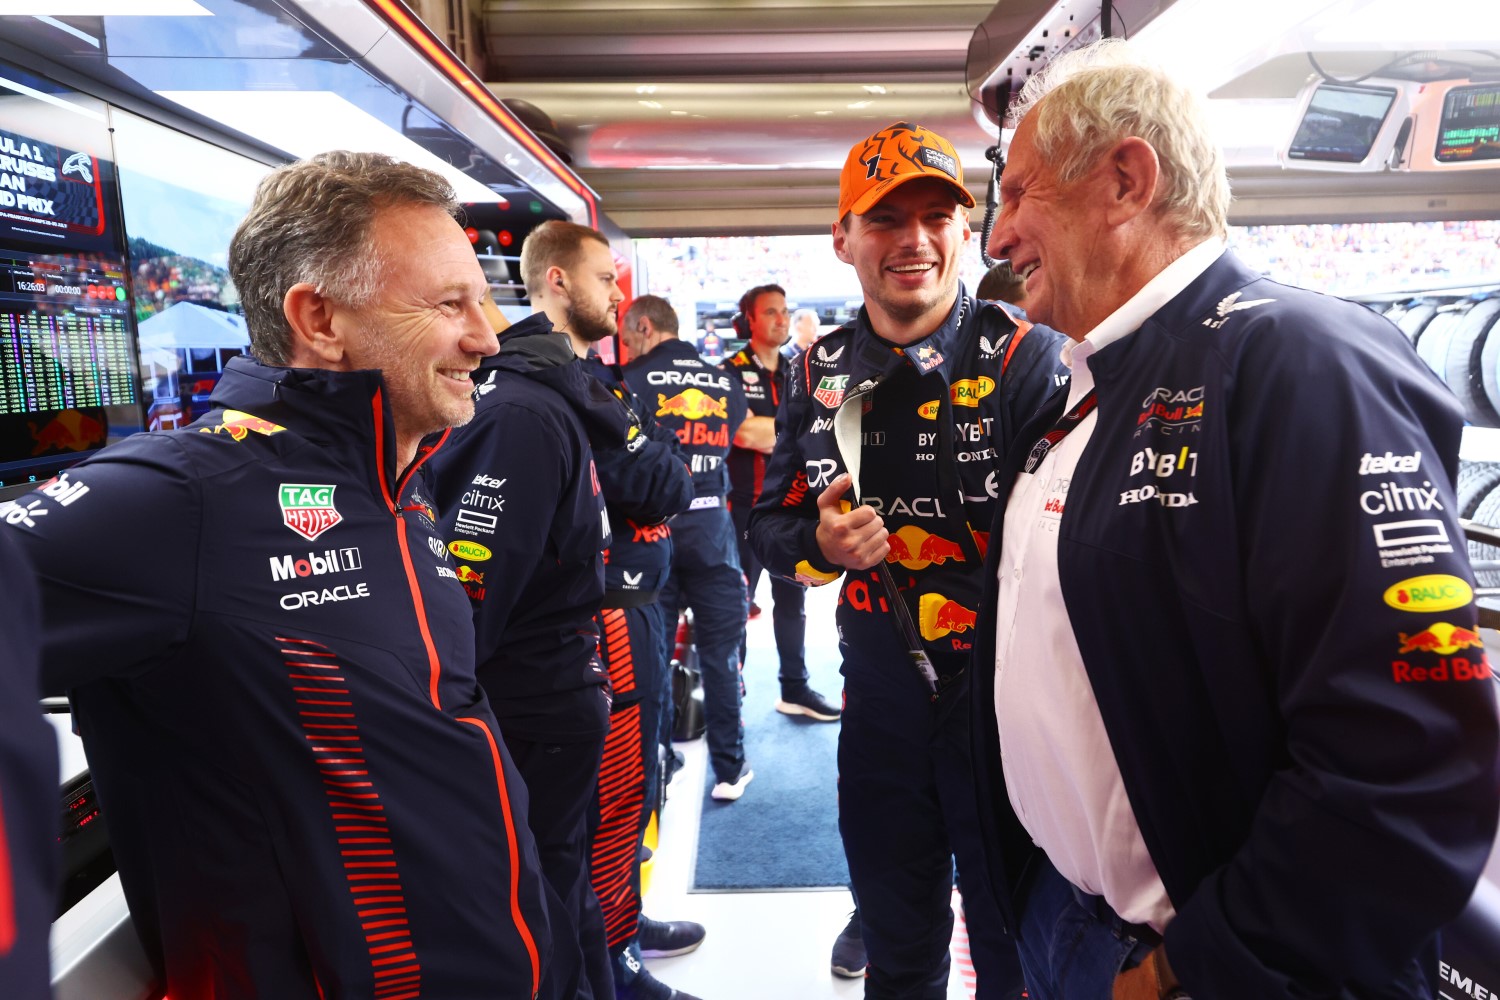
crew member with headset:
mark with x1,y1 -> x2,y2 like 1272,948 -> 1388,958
622,295 -> 753,803
721,283 -> 840,722
749,122 -> 1069,999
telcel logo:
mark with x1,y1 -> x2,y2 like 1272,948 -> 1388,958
270,547 -> 362,582
449,540 -> 492,562
1383,574 -> 1472,612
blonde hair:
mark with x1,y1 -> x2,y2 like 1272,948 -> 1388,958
1006,38 -> 1229,239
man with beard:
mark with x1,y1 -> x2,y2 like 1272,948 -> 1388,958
428,220 -> 653,1000
5,151 -> 551,998
622,295 -> 752,803
721,283 -> 839,722
748,123 -> 1068,999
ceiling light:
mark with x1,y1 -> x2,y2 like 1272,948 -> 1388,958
847,100 -> 873,109
13,0 -> 211,13
155,91 -> 498,202
635,85 -> 658,95
863,85 -> 888,95
639,100 -> 664,109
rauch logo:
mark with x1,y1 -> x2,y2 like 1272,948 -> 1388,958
449,540 -> 493,562
1382,574 -> 1472,613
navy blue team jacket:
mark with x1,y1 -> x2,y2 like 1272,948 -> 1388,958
582,355 -> 694,604
7,356 -> 551,1000
748,288 -> 1067,679
0,527 -> 58,1000
971,251 -> 1500,998
428,314 -> 622,742
622,338 -> 747,503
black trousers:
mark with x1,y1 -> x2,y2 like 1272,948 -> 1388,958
839,656 -> 1025,1000
504,731 -> 611,1000
730,498 -> 809,689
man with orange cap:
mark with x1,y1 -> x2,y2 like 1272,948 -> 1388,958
749,122 -> 1068,999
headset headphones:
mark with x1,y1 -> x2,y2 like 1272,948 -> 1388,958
730,311 -> 749,339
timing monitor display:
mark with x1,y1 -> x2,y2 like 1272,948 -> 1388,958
0,63 -> 140,502
1288,83 -> 1400,163
1436,83 -> 1500,163
0,248 -> 141,500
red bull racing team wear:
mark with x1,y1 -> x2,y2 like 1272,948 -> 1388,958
6,355 -> 551,999
971,248 -> 1500,1000
720,345 -> 817,703
428,313 -> 633,1000
580,354 -> 694,964
622,337 -> 750,788
0,528 -> 57,1000
748,288 -> 1068,999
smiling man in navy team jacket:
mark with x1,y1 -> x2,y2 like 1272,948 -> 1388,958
4,152 -> 552,999
972,38 -> 1500,1000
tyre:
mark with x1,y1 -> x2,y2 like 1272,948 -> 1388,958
1415,307 -> 1465,381
1457,461 -> 1500,519
1443,300 -> 1500,427
1394,301 -> 1440,342
1466,483 -> 1500,588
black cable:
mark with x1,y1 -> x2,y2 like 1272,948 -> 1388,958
979,144 -> 1005,269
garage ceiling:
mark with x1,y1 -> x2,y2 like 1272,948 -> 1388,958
478,0 -> 1002,236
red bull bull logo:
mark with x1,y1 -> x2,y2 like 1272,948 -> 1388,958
202,409 -> 287,441
1396,622 -> 1484,656
656,388 -> 728,420
918,592 -> 977,642
886,525 -> 967,571
28,409 -> 106,455
455,565 -> 485,585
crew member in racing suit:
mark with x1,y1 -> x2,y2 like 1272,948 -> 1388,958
2,153 -> 551,999
973,41 -> 1500,1000
0,528 -> 57,1000
622,295 -> 752,802
748,122 -> 1068,1000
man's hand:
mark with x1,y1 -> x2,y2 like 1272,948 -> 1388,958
814,473 -> 888,570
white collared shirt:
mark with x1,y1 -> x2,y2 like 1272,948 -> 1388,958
993,239 -> 1224,931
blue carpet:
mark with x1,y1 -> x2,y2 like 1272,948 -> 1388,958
690,582 -> 849,891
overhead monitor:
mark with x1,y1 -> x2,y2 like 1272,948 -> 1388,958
1285,82 -> 1402,169
1435,83 -> 1500,164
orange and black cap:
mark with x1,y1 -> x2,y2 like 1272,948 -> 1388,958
837,121 -> 975,220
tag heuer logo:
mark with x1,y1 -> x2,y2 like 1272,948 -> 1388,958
813,374 -> 849,409
279,483 -> 342,541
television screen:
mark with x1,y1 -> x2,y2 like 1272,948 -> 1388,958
0,64 -> 141,502
1435,83 -> 1500,163
1288,83 -> 1400,164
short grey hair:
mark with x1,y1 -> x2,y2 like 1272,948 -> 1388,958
1005,38 -> 1229,240
623,294 -> 679,336
228,151 -> 459,365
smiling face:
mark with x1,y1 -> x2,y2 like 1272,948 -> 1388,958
336,202 -> 498,451
987,115 -> 1113,339
833,176 -> 971,344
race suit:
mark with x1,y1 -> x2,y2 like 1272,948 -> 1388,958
971,250 -> 1500,999
749,286 -> 1068,999
720,345 -> 809,693
428,313 -> 624,1000
622,337 -> 749,785
581,354 -> 693,956
6,355 -> 551,999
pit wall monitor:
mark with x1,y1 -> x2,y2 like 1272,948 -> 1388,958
1282,80 -> 1406,171
0,62 -> 142,502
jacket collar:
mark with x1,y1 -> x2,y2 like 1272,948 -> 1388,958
846,283 -> 973,392
208,354 -> 446,497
